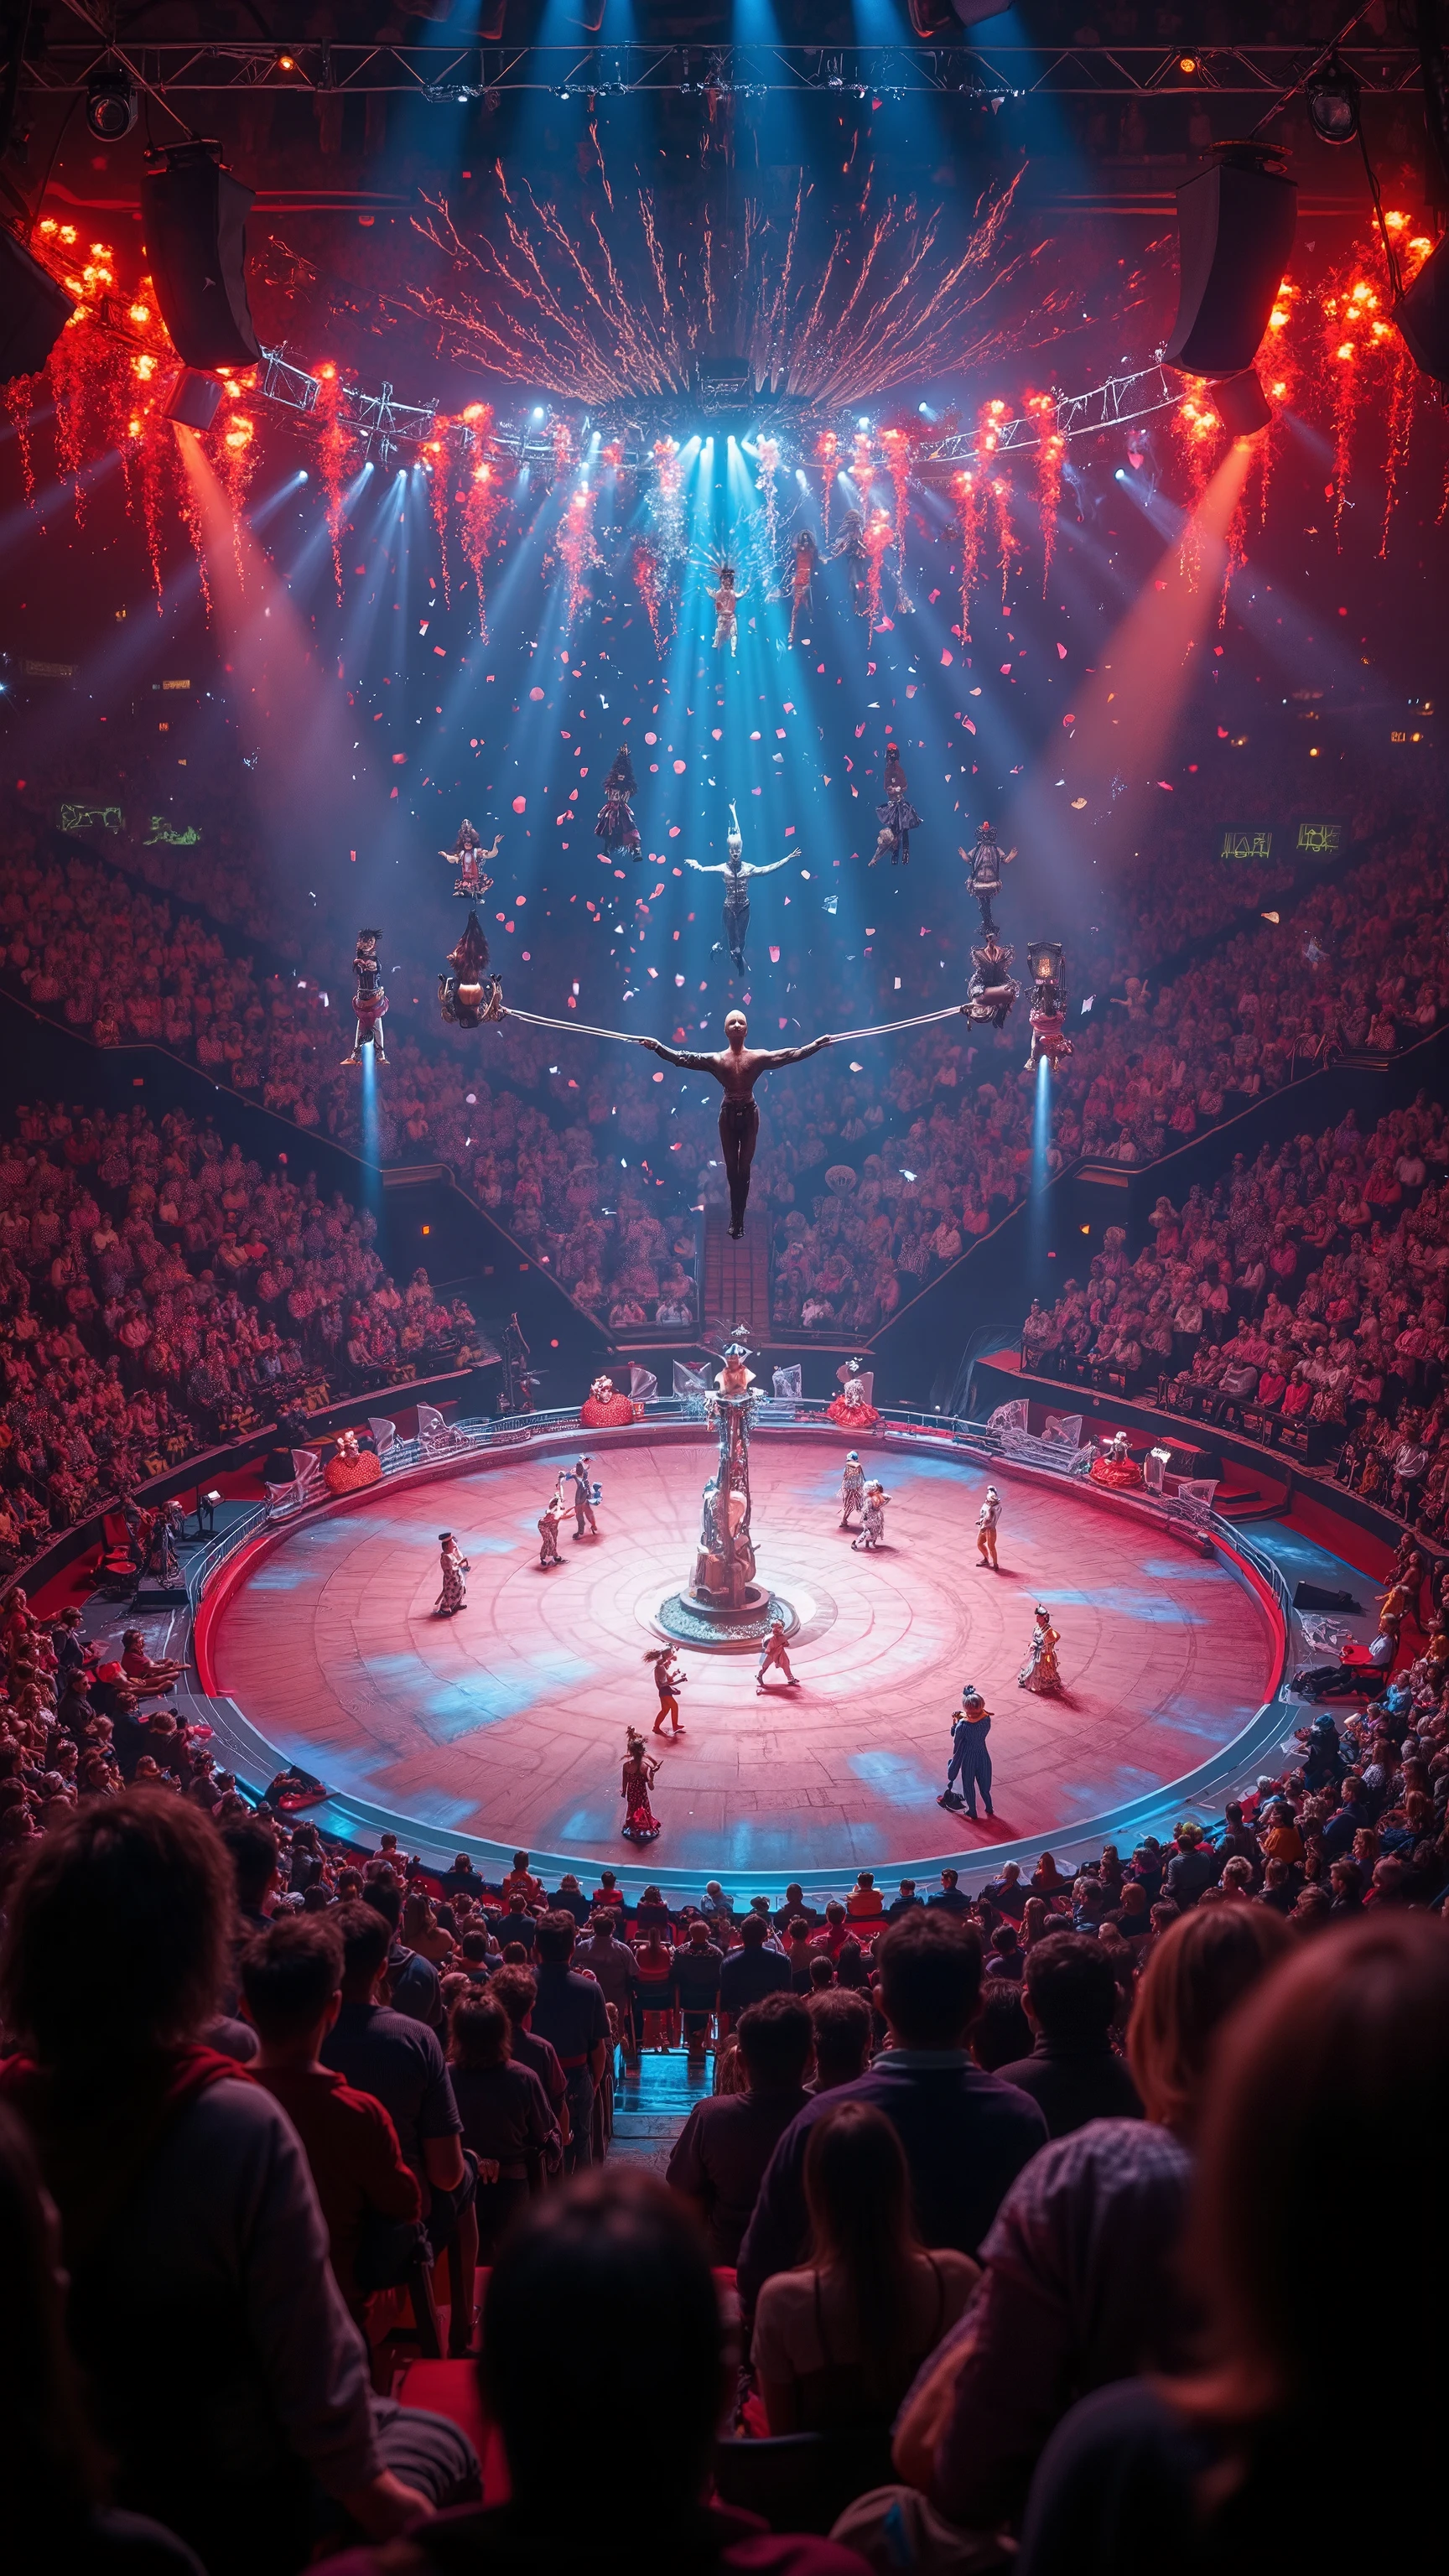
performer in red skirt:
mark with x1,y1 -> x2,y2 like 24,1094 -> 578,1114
621,1727 -> 662,1842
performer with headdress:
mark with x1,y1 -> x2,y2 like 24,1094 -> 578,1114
852,1480 -> 890,1552
637,1010 -> 831,1238
827,1357 -> 880,1432
621,1727 -> 662,1842
1025,944 -> 1072,1075
966,932 -> 1020,1030
870,745 -> 922,867
434,1531 -> 470,1616
439,911 -> 503,1029
712,563 -> 740,655
1018,1603 -> 1064,1696
1090,1427 -> 1145,1492
685,802 -> 794,975
961,821 -> 1015,932
595,748 -> 641,860
439,819 -> 500,902
343,927 -> 388,1067
788,529 -> 819,645
839,1450 -> 865,1530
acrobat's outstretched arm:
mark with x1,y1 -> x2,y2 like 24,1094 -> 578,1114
742,851 -> 797,879
684,858 -> 728,875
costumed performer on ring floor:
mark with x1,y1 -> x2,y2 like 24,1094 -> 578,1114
538,1486 -> 569,1570
646,1645 -> 687,1737
1018,1603 -> 1064,1696
637,1012 -> 832,1239
827,1356 -> 880,1432
756,1617 -> 797,1695
839,1451 -> 865,1530
435,1532 -> 469,1617
621,1728 -> 662,1843
569,1455 -> 600,1540
977,1484 -> 1002,1570
938,1685 -> 995,1818
1090,1427 -> 1145,1491
852,1480 -> 890,1552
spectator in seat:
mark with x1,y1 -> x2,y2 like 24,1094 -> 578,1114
736,1911 -> 1046,2317
927,1867 -> 973,1918
808,1988 -> 874,2092
990,1933 -> 1144,2137
751,2099 -> 979,2436
1165,1820 -> 1218,1909
0,1795 -> 477,2576
1017,1916 -> 1449,2576
325,2167 -> 870,2576
242,1913 -> 422,2325
719,1907 -> 793,2023
891,1903 -> 1291,2537
446,1992 -> 558,2258
667,1993 -> 813,2267
846,1870 -> 885,1922
0,2096 -> 205,2573
528,1910 -> 610,2171
320,1900 -> 479,2360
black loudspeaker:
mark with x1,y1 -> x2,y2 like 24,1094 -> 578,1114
1164,148 -> 1297,378
139,143 -> 260,371
164,366 -> 225,429
1395,232 -> 1449,383
0,227 -> 75,387
1213,365 -> 1272,438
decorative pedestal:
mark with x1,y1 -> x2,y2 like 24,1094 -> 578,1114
657,1350 -> 795,1649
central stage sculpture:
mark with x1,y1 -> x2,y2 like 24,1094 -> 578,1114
657,1340 -> 797,1649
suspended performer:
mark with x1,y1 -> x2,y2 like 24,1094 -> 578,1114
595,747 -> 641,859
685,802 -> 794,974
712,564 -> 740,654
439,819 -> 500,902
870,745 -> 922,868
636,1010 -> 832,1238
788,529 -> 819,644
343,927 -> 387,1067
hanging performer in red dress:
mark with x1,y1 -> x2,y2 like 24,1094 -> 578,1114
342,927 -> 387,1067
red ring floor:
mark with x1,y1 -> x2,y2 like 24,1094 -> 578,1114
211,1438 -> 1278,1875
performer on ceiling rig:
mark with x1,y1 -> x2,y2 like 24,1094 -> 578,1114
961,821 -> 1015,932
637,1011 -> 832,1238
1025,943 -> 1072,1076
439,911 -> 503,1030
595,747 -> 641,860
965,933 -> 1020,1031
439,819 -> 500,903
870,745 -> 922,869
787,529 -> 820,645
839,1451 -> 865,1530
685,803 -> 794,975
343,928 -> 387,1067
712,564 -> 740,655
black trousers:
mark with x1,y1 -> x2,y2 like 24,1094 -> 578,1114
719,1098 -> 760,1233
724,893 -> 750,970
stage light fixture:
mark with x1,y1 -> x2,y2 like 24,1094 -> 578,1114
0,231 -> 75,385
1213,365 -> 1272,438
86,65 -> 138,139
1178,55 -> 1198,75
1394,231 -> 1449,384
1306,56 -> 1360,145
1164,139 -> 1296,378
164,367 -> 224,430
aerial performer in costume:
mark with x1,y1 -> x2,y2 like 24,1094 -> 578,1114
961,821 -> 1015,932
712,564 -> 740,655
439,819 -> 500,902
788,530 -> 819,644
966,933 -> 1020,1030
621,1728 -> 662,1842
434,1532 -> 469,1617
870,746 -> 922,867
827,1358 -> 880,1432
595,747 -> 641,860
1025,943 -> 1072,1075
439,912 -> 503,1029
839,1451 -> 865,1530
343,928 -> 387,1067
1018,1603 -> 1064,1696
685,803 -> 794,975
639,1013 -> 832,1237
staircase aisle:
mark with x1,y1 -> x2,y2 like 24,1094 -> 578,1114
702,1206 -> 771,1336
608,2047 -> 714,2174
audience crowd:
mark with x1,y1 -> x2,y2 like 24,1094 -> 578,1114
0,1093 -> 476,1569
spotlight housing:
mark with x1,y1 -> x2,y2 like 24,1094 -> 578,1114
1213,365 -> 1272,438
1306,57 -> 1360,145
86,65 -> 138,140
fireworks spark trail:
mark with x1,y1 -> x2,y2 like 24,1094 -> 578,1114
399,168 -> 1070,410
